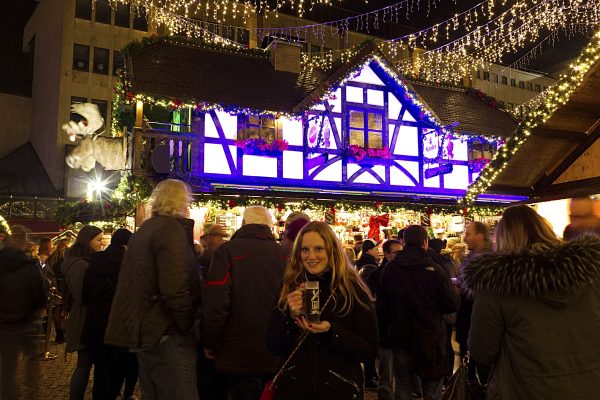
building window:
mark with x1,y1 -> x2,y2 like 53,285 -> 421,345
75,0 -> 92,20
501,76 -> 508,85
535,84 -> 541,92
518,81 -> 525,89
94,0 -> 111,24
241,116 -> 280,141
93,47 -> 109,74
468,140 -> 495,161
91,99 -> 108,122
526,82 -> 533,91
483,71 -> 490,81
113,50 -> 125,75
73,44 -> 90,71
70,96 -> 88,123
236,28 -> 250,46
114,2 -> 130,28
493,74 -> 499,83
348,109 -> 384,149
310,44 -> 321,55
133,10 -> 148,31
510,78 -> 516,87
476,70 -> 481,79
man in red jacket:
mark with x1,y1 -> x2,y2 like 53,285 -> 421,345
202,206 -> 287,400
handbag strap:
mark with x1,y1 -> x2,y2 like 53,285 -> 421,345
271,293 -> 334,387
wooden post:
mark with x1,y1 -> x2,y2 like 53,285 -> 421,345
135,100 -> 144,128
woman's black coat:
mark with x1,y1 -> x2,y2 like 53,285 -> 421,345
81,244 -> 126,348
266,272 -> 379,400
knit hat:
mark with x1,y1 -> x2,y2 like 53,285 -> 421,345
111,228 -> 132,246
361,238 -> 378,252
283,218 -> 309,242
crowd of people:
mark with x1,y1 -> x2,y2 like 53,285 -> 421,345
2,184 -> 600,400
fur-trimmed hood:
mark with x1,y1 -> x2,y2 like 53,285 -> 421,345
463,238 -> 600,303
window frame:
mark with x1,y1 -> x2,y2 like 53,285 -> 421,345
347,106 -> 384,150
72,43 -> 90,72
93,47 -> 110,75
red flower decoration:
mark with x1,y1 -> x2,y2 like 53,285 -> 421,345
227,200 -> 237,208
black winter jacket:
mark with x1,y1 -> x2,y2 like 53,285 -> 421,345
266,271 -> 379,400
377,246 -> 460,378
202,223 -> 287,374
464,239 -> 600,400
81,244 -> 126,348
0,248 -> 46,325
105,216 -> 201,349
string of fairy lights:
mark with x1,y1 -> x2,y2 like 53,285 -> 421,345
396,0 -> 599,83
463,27 -> 600,204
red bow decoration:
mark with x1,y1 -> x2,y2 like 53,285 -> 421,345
368,214 -> 390,242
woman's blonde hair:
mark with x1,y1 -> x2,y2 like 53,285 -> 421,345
277,221 -> 373,316
495,205 -> 562,252
150,179 -> 192,218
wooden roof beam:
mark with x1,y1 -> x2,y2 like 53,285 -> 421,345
534,121 -> 600,190
528,176 -> 600,203
534,127 -> 587,141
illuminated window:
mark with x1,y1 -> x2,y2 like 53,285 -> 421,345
468,140 -> 495,161
348,109 -> 383,149
241,116 -> 280,141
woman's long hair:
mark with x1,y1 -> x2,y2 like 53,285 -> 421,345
65,225 -> 103,259
46,238 -> 71,271
495,205 -> 562,252
277,221 -> 373,316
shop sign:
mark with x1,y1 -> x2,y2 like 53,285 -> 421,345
424,163 -> 454,179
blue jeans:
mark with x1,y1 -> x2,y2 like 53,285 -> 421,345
378,348 -> 396,400
392,349 -> 443,400
137,333 -> 199,400
70,349 -> 94,400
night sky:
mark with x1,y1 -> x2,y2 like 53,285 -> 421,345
0,0 -> 590,97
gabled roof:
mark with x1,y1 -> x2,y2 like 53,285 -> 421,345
0,142 -> 57,197
127,38 -> 516,137
412,83 -> 517,137
128,40 -> 328,113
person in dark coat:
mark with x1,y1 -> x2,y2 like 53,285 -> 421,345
202,206 -> 287,400
105,179 -> 202,400
377,225 -> 460,400
456,221 -> 492,384
63,225 -> 105,400
267,221 -> 379,400
0,225 -> 47,400
81,228 -> 135,400
373,239 -> 402,400
354,238 -> 380,389
464,205 -> 600,400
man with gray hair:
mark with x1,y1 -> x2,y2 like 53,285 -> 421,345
106,179 -> 202,400
203,206 -> 287,400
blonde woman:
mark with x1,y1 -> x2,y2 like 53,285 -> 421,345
266,221 -> 378,400
464,205 -> 600,399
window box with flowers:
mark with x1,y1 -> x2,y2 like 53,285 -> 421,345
235,138 -> 289,157
346,145 -> 393,167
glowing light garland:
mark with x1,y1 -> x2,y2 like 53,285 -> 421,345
397,0 -> 599,83
103,0 -> 339,20
463,28 -> 600,205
